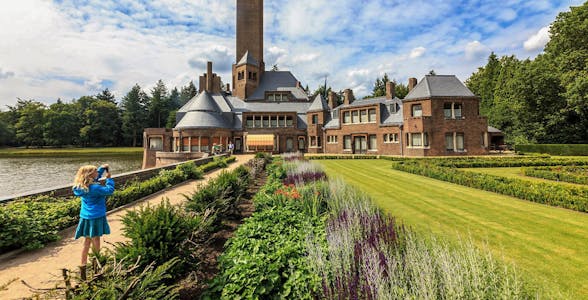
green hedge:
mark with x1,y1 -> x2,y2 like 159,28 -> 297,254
392,161 -> 588,212
522,166 -> 588,185
516,144 -> 588,156
381,156 -> 588,168
0,157 -> 235,254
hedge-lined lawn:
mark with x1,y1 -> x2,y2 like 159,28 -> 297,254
317,159 -> 588,300
0,147 -> 143,157
462,167 -> 587,187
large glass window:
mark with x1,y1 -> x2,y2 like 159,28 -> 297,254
446,133 -> 454,151
411,133 -> 422,147
444,103 -> 452,118
352,111 -> 359,123
149,137 -> 163,150
360,110 -> 368,123
343,135 -> 352,149
456,133 -> 464,151
368,109 -> 376,122
343,111 -> 351,124
412,104 -> 422,117
368,135 -> 377,150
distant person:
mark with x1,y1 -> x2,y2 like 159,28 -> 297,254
228,142 -> 234,155
72,164 -> 114,280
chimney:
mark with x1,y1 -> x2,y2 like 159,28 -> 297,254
226,83 -> 230,92
206,61 -> 213,92
343,89 -> 354,105
328,91 -> 336,109
408,77 -> 417,92
296,81 -> 301,88
385,81 -> 395,99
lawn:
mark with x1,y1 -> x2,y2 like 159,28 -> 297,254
0,147 -> 143,157
317,159 -> 588,300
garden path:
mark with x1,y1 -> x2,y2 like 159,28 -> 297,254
0,154 -> 255,300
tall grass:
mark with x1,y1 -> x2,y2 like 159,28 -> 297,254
306,176 -> 538,300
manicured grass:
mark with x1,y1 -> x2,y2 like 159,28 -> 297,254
462,167 -> 587,187
317,159 -> 588,300
0,147 -> 143,157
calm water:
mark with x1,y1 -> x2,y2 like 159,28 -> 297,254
0,156 -> 142,198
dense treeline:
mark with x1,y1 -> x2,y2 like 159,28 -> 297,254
467,2 -> 588,144
0,80 -> 198,147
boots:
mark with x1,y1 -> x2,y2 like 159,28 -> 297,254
79,265 -> 87,281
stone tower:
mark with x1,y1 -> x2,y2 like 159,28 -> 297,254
232,0 -> 265,99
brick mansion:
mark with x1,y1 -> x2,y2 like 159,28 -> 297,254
143,0 -> 498,168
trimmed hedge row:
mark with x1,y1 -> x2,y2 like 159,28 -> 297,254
522,166 -> 588,185
392,161 -> 588,212
516,144 -> 588,156
384,156 -> 588,168
0,157 -> 235,254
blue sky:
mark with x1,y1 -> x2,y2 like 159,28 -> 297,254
0,0 -> 584,108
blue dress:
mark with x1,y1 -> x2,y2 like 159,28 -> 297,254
73,177 -> 115,239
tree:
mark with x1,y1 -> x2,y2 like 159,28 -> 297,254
466,52 -> 501,116
0,113 -> 15,146
80,100 -> 121,146
96,88 -> 117,104
43,101 -> 79,146
179,81 -> 197,106
14,100 -> 46,147
121,84 -> 148,146
394,81 -> 409,99
147,80 -> 171,128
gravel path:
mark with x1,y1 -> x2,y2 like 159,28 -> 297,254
0,155 -> 254,299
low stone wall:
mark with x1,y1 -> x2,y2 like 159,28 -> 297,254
0,155 -> 226,203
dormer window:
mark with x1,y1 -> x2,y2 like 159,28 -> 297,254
389,103 -> 399,113
265,92 -> 291,101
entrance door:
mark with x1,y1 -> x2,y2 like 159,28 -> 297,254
354,136 -> 367,154
235,138 -> 242,153
286,138 -> 294,152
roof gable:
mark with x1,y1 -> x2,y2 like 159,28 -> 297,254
307,94 -> 329,112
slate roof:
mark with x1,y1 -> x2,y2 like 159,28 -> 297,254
307,94 -> 329,112
336,96 -> 404,126
178,91 -> 222,113
404,75 -> 475,100
247,71 -> 309,100
175,111 -> 233,129
236,50 -> 259,67
324,107 -> 341,129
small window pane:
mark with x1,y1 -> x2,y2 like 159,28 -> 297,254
444,103 -> 452,118
411,133 -> 422,147
149,137 -> 163,150
271,117 -> 277,127
412,104 -> 422,117
456,133 -> 464,150
286,116 -> 293,127
446,134 -> 454,150
344,112 -> 351,123
254,117 -> 261,127
368,109 -> 376,122
352,111 -> 359,123
360,110 -> 368,123
263,117 -> 269,127
369,135 -> 377,150
344,135 -> 352,149
454,103 -> 463,118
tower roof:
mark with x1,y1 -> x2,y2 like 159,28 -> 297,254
404,75 -> 475,100
178,90 -> 222,113
307,94 -> 329,112
236,50 -> 259,67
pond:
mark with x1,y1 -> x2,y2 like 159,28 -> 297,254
0,156 -> 143,199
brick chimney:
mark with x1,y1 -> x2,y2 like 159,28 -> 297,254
296,81 -> 301,88
343,89 -> 354,105
226,83 -> 230,92
386,81 -> 395,99
328,91 -> 336,109
408,77 -> 418,92
206,61 -> 213,92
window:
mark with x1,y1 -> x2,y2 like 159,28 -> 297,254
389,103 -> 399,113
317,136 -> 322,147
384,133 -> 399,143
445,133 -> 454,151
286,116 -> 293,127
328,135 -> 338,143
298,138 -> 305,150
246,116 -> 254,128
279,116 -> 286,127
149,137 -> 163,150
368,109 -> 376,122
454,103 -> 463,119
343,111 -> 351,124
312,114 -> 318,125
343,135 -> 352,150
360,110 -> 368,123
271,117 -> 277,127
456,133 -> 464,151
352,111 -> 359,123
268,94 -> 275,101
252,72 -> 257,80
412,104 -> 422,117
368,135 -> 377,150
444,103 -> 452,118
254,116 -> 261,127
310,136 -> 317,147
262,116 -> 269,127
411,133 -> 422,147
248,72 -> 252,79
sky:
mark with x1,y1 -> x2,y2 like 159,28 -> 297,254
0,0 -> 584,108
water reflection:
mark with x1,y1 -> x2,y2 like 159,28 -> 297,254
0,156 -> 142,198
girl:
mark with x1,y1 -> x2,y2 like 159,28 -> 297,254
72,164 -> 115,279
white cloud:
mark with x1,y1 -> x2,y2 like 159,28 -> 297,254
410,47 -> 426,59
0,68 -> 15,79
524,26 -> 550,51
465,41 -> 491,61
